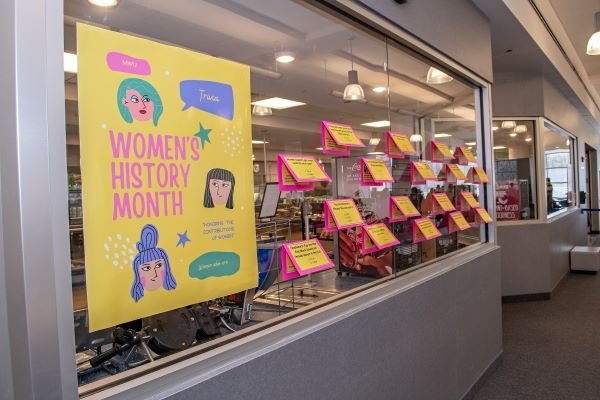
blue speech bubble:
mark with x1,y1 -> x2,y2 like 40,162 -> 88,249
188,251 -> 240,280
180,80 -> 234,120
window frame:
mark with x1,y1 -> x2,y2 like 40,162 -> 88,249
1,1 -> 497,399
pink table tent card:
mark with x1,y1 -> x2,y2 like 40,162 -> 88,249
429,192 -> 456,216
410,161 -> 437,185
386,131 -> 417,159
437,163 -> 466,184
276,154 -> 331,191
429,140 -> 455,162
280,239 -> 334,281
412,217 -> 442,244
455,146 -> 477,165
445,211 -> 472,233
360,158 -> 395,186
466,166 -> 489,184
361,223 -> 400,255
472,207 -> 493,226
457,191 -> 480,211
323,198 -> 365,232
389,196 -> 421,222
320,121 -> 365,156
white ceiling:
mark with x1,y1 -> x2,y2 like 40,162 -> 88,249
63,0 -> 476,156
549,0 -> 600,93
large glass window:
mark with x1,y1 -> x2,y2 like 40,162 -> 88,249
492,119 -> 537,220
543,121 -> 576,216
64,0 -> 489,393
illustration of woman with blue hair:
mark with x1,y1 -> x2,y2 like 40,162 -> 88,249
130,224 -> 177,302
117,78 -> 163,126
203,168 -> 235,209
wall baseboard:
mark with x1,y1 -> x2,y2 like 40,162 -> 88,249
461,351 -> 503,400
501,292 -> 551,303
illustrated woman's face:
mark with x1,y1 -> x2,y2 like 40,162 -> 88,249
138,258 -> 164,291
209,179 -> 232,206
122,89 -> 154,122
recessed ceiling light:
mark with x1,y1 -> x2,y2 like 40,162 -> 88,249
465,142 -> 476,146
361,120 -> 390,128
467,146 -> 473,150
251,97 -> 306,110
434,133 -> 452,138
64,52 -> 77,73
493,146 -> 507,150
252,140 -> 270,145
275,51 -> 295,63
525,137 -> 532,142
88,0 -> 119,6
492,126 -> 499,131
515,124 -> 527,133
368,152 -> 385,155
509,132 -> 517,137
315,147 -> 323,151
369,138 -> 381,146
372,86 -> 386,93
501,121 -> 516,129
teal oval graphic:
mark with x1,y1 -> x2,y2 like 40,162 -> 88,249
188,251 -> 240,280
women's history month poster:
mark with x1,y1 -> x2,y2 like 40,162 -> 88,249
77,24 -> 257,331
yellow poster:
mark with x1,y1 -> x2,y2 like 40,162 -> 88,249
77,24 -> 257,331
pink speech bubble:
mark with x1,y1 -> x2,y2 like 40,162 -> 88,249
106,52 -> 151,75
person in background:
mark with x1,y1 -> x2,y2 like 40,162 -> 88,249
546,177 -> 553,212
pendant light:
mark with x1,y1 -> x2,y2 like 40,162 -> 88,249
587,12 -> 600,55
252,105 -> 272,116
426,67 -> 453,84
343,39 -> 365,101
409,133 -> 423,143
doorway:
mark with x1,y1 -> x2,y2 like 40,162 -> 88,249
585,144 -> 599,233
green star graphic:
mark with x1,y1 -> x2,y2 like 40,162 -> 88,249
194,123 -> 212,149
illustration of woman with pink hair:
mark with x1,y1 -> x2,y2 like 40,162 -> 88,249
130,224 -> 177,302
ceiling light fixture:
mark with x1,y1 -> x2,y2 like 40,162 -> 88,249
515,124 -> 527,133
509,132 -> 517,137
343,39 -> 365,101
275,51 -> 295,63
252,140 -> 270,145
87,0 -> 119,6
372,86 -> 386,93
409,134 -> 423,143
252,105 -> 272,116
64,52 -> 77,73
492,126 -> 499,131
493,146 -> 507,150
315,147 -> 323,151
368,152 -> 385,155
434,133 -> 452,138
566,139 -> 571,146
501,120 -> 516,129
525,137 -> 532,142
587,12 -> 600,55
251,97 -> 305,110
426,67 -> 453,84
465,141 -> 476,146
369,138 -> 381,146
361,120 -> 390,128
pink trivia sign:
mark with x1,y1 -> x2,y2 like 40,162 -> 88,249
106,52 -> 151,75
320,121 -> 365,156
280,239 -> 335,281
276,154 -> 331,192
323,198 -> 365,232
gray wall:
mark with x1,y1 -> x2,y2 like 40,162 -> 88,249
498,210 -> 586,297
356,0 -> 493,82
166,248 -> 502,400
492,74 -> 544,117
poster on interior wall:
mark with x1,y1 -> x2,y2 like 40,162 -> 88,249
77,24 -> 258,331
495,180 -> 521,221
